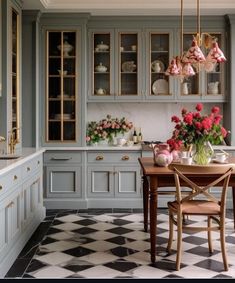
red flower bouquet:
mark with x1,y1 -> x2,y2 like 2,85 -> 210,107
167,103 -> 229,164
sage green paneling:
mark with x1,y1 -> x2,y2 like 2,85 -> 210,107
22,11 -> 41,148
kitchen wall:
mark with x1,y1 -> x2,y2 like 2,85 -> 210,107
87,102 -> 223,142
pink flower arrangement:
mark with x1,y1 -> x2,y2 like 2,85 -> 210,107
86,114 -> 133,144
167,103 -> 229,150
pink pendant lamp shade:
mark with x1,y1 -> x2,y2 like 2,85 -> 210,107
206,41 -> 226,63
182,38 -> 206,64
181,62 -> 195,77
165,57 -> 182,76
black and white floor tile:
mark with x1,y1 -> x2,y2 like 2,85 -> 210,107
5,209 -> 235,279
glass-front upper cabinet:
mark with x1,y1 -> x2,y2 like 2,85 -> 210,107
118,32 -> 140,97
204,33 -> 225,99
146,31 -> 172,100
92,32 -> 112,97
46,31 -> 77,142
11,8 -> 20,142
180,33 -> 200,98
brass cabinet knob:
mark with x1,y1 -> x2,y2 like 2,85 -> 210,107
96,155 -> 104,160
37,160 -> 40,164
27,167 -> 31,171
13,175 -> 18,180
0,185 -> 2,190
122,155 -> 130,160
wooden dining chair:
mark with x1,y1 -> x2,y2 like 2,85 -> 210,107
167,163 -> 234,271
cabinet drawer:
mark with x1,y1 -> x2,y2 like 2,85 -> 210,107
0,167 -> 22,196
87,152 -> 140,163
22,155 -> 43,180
44,152 -> 82,164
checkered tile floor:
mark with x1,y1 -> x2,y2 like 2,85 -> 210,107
7,210 -> 235,279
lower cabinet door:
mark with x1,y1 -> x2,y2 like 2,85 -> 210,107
0,190 -> 21,259
114,166 -> 141,197
87,166 -> 114,197
46,166 -> 82,198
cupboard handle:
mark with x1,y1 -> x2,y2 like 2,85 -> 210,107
27,167 -> 31,171
96,155 -> 104,160
0,185 -> 2,190
51,157 -> 72,161
37,160 -> 40,164
122,155 -> 130,160
13,175 -> 18,180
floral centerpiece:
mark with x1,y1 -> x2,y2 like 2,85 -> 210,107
167,103 -> 229,165
86,114 -> 133,145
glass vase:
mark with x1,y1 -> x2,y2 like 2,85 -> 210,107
193,141 -> 213,165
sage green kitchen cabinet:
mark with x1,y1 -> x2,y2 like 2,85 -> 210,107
176,30 -> 227,102
40,13 -> 88,146
1,0 -> 22,154
145,29 -> 174,100
88,29 -> 143,101
87,151 -> 141,198
0,150 -> 45,277
43,151 -> 83,198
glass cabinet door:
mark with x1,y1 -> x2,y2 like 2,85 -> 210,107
149,33 -> 170,96
11,9 -> 20,141
46,31 -> 77,142
92,33 -> 111,97
205,33 -> 224,97
181,33 -> 200,97
118,32 -> 139,96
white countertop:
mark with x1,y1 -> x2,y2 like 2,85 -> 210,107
0,148 -> 45,175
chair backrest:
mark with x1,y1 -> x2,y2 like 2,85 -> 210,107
168,163 -> 234,213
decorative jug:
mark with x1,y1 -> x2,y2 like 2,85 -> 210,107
152,62 -> 161,73
208,81 -> 219,94
182,82 -> 189,95
152,143 -> 173,167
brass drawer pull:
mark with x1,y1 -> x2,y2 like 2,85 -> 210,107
27,167 -> 31,171
0,185 -> 2,190
96,155 -> 104,160
51,157 -> 72,161
122,155 -> 130,161
14,175 -> 18,180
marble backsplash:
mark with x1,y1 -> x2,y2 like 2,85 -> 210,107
87,102 -> 223,142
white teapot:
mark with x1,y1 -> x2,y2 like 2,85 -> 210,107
208,81 -> 219,94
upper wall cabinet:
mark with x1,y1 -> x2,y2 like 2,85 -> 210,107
145,30 -> 173,100
0,0 -> 22,154
40,14 -> 89,147
46,31 -> 77,142
177,30 -> 227,102
88,29 -> 142,101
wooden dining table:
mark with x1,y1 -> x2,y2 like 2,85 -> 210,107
138,157 -> 235,263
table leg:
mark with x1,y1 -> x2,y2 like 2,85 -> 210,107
143,175 -> 149,232
232,186 -> 235,229
149,175 -> 158,263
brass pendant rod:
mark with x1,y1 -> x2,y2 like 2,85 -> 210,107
180,0 -> 183,55
197,0 -> 200,42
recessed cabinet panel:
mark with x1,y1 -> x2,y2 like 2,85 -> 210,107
46,31 -> 77,142
46,165 -> 82,198
117,170 -> 137,193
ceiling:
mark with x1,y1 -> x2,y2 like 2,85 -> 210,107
22,0 -> 235,16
